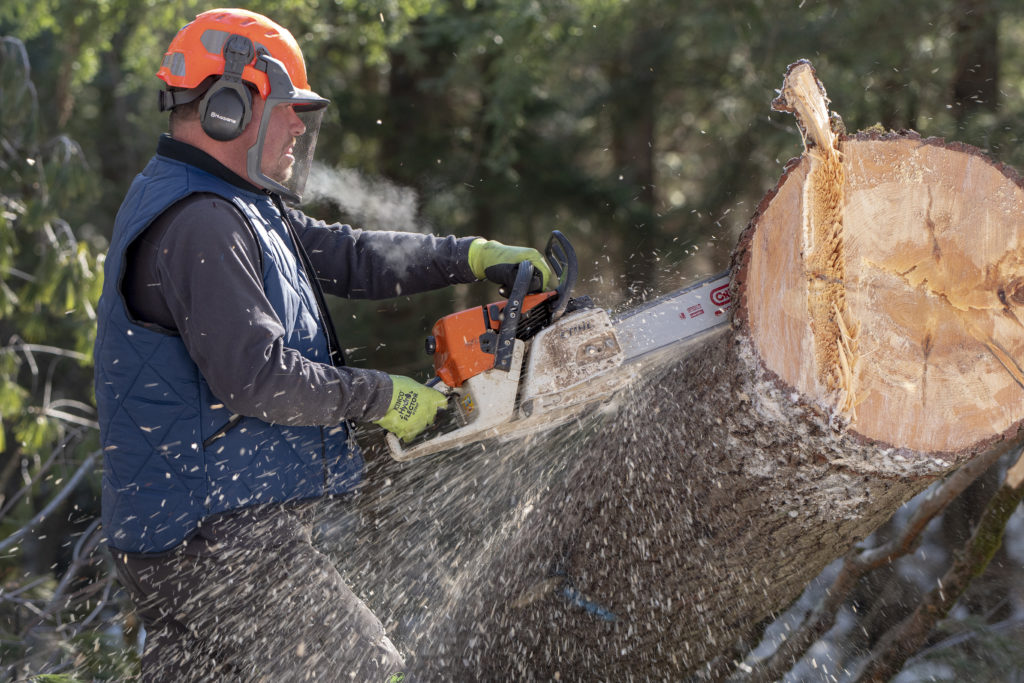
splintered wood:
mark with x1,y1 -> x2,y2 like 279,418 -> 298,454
804,144 -> 859,415
772,60 -> 861,417
743,59 -> 1024,453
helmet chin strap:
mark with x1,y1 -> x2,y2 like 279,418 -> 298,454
245,53 -> 328,204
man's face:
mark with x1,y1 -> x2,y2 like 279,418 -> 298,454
260,101 -> 306,184
238,95 -> 306,185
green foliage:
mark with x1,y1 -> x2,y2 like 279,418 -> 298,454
0,32 -> 108,681
0,37 -> 103,454
0,36 -> 39,148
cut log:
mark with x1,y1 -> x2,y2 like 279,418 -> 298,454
753,59 -> 1024,454
352,60 -> 1024,680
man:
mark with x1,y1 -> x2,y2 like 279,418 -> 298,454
94,8 -> 553,680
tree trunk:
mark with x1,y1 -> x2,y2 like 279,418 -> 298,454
358,60 -> 1024,680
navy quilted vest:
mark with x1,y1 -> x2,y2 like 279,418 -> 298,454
95,152 -> 361,553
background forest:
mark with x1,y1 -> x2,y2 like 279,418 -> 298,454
1,0 -> 1023,680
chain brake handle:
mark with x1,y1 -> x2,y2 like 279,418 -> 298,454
544,229 -> 577,321
492,230 -> 577,371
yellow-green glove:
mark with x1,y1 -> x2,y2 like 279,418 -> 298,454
468,238 -> 555,292
374,375 -> 448,443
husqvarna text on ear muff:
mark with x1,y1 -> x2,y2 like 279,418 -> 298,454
198,34 -> 254,141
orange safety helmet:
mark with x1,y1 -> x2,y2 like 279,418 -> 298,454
157,8 -> 312,100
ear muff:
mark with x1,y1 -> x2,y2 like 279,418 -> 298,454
199,34 -> 255,141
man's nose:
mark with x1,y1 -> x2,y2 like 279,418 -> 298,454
290,108 -> 306,135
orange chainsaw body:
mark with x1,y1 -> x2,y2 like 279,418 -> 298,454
431,291 -> 557,387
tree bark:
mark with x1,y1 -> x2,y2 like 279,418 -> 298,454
357,60 -> 1024,680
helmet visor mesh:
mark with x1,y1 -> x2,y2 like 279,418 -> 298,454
245,54 -> 329,204
286,108 -> 325,203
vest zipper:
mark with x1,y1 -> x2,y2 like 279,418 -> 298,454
203,413 -> 243,448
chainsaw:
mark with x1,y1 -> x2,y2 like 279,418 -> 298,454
386,231 -> 732,461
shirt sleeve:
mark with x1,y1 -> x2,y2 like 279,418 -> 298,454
284,207 -> 480,299
132,196 -> 394,425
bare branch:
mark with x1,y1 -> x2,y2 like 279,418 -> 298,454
36,406 -> 100,431
46,399 -> 98,415
73,571 -> 116,630
909,614 -> 1024,661
1,265 -> 35,282
45,519 -> 104,617
0,449 -> 100,554
854,444 -> 1024,681
0,574 -> 52,601
0,339 -> 90,363
0,432 -> 83,519
19,520 -> 107,635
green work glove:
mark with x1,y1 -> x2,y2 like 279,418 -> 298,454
468,238 -> 556,292
374,375 -> 448,443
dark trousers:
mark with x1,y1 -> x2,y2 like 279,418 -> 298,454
113,502 -> 405,682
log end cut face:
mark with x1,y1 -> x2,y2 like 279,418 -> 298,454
745,135 -> 1024,454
